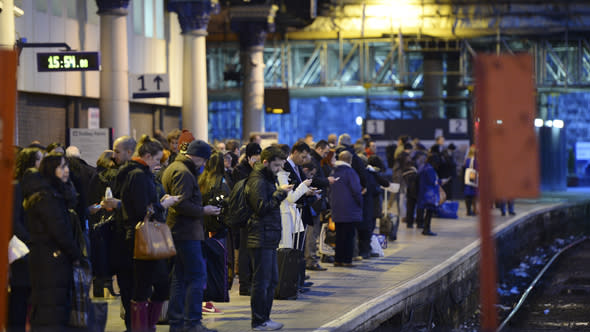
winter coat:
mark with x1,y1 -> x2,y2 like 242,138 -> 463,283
417,163 -> 440,210
283,159 -> 315,226
245,163 -> 288,249
329,161 -> 363,223
114,160 -> 165,241
22,170 -> 82,327
68,156 -> 97,223
201,176 -> 231,234
277,170 -> 309,249
11,181 -> 30,288
231,158 -> 252,184
402,166 -> 419,200
161,154 -> 206,242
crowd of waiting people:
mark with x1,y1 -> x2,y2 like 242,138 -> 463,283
8,129 -> 515,332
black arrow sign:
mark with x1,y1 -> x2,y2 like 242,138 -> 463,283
154,76 -> 163,90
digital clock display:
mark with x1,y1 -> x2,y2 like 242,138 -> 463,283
37,52 -> 100,72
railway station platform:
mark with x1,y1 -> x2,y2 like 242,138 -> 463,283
103,190 -> 590,332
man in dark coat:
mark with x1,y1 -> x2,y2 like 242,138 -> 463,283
283,141 -> 318,288
330,151 -> 363,266
231,142 -> 262,296
306,139 -> 335,270
245,146 -> 291,330
162,140 -> 221,332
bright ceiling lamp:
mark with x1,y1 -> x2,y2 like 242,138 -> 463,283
363,0 -> 423,30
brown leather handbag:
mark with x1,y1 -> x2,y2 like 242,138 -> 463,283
134,212 -> 176,260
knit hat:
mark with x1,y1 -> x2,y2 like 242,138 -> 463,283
186,140 -> 212,159
178,130 -> 195,153
245,142 -> 262,158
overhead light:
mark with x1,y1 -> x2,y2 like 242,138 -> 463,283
14,5 -> 24,17
545,120 -> 553,127
534,118 -> 543,127
356,116 -> 363,126
553,119 -> 564,129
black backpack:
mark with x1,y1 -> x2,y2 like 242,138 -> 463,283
224,178 -> 252,227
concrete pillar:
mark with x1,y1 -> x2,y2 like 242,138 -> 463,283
96,1 -> 130,137
423,52 -> 443,119
0,0 -> 15,49
231,5 -> 278,141
446,53 -> 466,118
239,22 -> 268,140
169,1 -> 215,141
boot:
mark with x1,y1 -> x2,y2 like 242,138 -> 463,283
421,211 -> 437,236
131,300 -> 149,332
147,301 -> 164,332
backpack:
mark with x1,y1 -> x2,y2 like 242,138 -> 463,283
224,178 -> 252,227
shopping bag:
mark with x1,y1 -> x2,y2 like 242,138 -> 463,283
134,213 -> 176,260
8,235 -> 29,264
69,261 -> 92,328
370,235 -> 384,257
436,201 -> 459,219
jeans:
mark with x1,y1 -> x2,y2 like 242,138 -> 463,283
239,226 -> 252,293
249,248 -> 278,327
168,240 -> 206,330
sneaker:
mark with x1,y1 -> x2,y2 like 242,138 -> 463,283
306,264 -> 327,271
202,302 -> 223,314
187,324 -> 218,332
253,320 -> 283,331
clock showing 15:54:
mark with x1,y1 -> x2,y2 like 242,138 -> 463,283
37,52 -> 101,72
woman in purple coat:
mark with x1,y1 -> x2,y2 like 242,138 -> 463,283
329,151 -> 363,267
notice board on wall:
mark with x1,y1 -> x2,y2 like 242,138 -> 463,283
68,128 -> 112,167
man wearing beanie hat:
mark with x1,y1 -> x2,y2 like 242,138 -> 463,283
230,142 -> 262,296
162,139 -> 220,332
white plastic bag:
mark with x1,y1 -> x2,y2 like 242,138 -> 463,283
8,235 -> 29,264
370,234 -> 384,257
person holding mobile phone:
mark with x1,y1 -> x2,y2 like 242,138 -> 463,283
244,146 -> 291,330
162,140 -> 220,332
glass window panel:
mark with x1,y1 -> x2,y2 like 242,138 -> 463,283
144,0 -> 154,38
133,0 -> 143,35
51,0 -> 63,16
87,0 -> 99,24
155,0 -> 164,40
66,0 -> 77,18
35,0 -> 48,13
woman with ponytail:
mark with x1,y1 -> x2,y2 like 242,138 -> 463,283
113,135 -> 179,332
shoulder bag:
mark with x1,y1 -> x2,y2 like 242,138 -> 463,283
464,158 -> 478,187
134,211 -> 176,260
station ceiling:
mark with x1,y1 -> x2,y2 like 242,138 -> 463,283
209,0 -> 590,41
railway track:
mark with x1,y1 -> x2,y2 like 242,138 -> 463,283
499,237 -> 590,331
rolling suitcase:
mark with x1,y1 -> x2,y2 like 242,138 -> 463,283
274,248 -> 300,300
274,231 -> 303,300
380,187 -> 399,241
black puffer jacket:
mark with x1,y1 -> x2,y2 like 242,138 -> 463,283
245,164 -> 288,249
22,170 -> 82,327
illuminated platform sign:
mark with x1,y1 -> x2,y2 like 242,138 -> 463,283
37,52 -> 100,72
